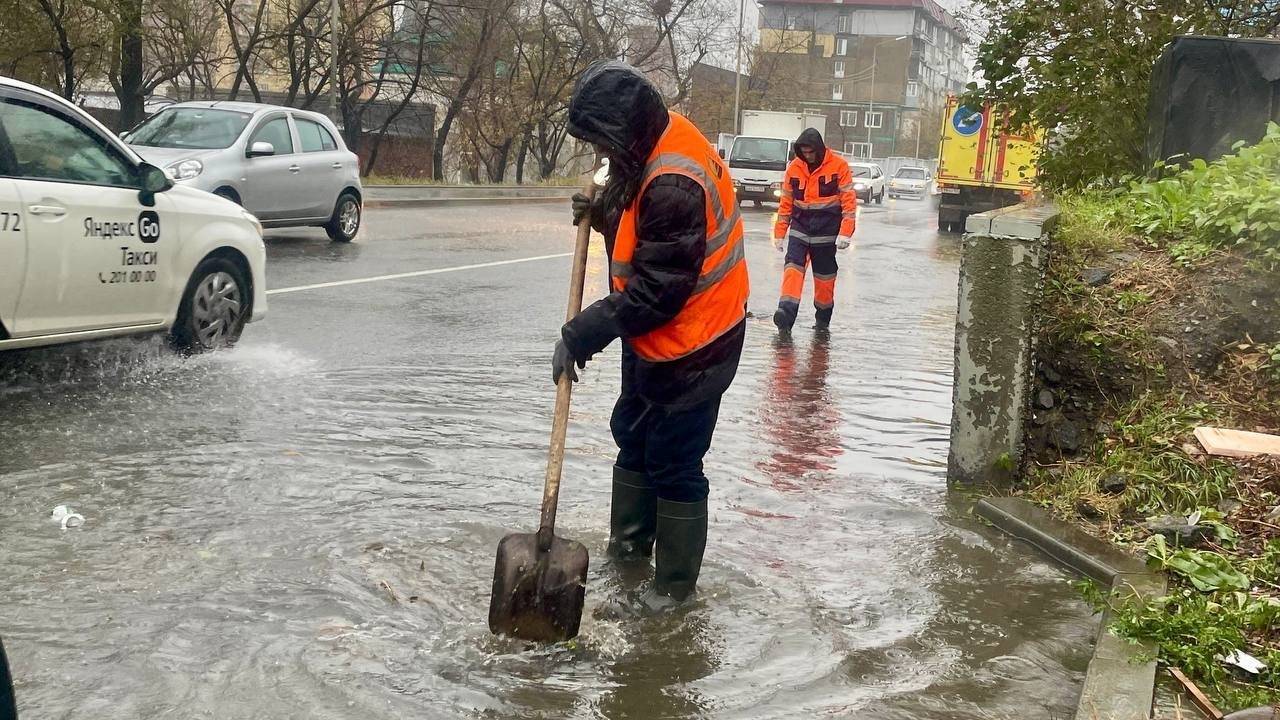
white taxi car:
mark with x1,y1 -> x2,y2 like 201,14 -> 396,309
0,77 -> 266,353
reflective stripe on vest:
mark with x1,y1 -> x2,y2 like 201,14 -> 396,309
609,152 -> 742,279
609,112 -> 750,362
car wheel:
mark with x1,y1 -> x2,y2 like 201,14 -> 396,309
326,192 -> 361,242
214,187 -> 241,205
170,257 -> 249,353
875,189 -> 884,204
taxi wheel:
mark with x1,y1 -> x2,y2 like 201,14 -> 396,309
171,257 -> 249,353
326,192 -> 361,242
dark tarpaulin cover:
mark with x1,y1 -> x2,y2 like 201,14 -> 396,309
1146,35 -> 1280,166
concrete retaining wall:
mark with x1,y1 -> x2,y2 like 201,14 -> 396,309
948,203 -> 1059,488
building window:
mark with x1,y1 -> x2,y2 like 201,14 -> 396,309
833,61 -> 845,78
844,142 -> 872,159
839,110 -> 857,127
832,84 -> 843,101
906,81 -> 919,97
865,111 -> 883,129
836,38 -> 848,56
837,14 -> 850,34
786,15 -> 797,30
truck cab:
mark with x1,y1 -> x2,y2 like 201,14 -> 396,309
726,135 -> 792,206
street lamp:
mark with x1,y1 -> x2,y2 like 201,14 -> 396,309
867,35 -> 908,155
732,1 -> 764,136
329,0 -> 340,123
733,0 -> 745,135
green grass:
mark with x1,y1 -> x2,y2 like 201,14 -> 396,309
1028,396 -> 1237,523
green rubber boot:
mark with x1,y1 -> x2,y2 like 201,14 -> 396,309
640,497 -> 708,612
606,466 -> 657,561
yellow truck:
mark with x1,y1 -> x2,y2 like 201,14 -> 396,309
935,96 -> 1040,232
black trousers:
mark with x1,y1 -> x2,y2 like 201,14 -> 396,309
611,390 -> 723,503
0,636 -> 15,720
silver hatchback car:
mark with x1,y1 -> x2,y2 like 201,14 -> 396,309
125,101 -> 363,241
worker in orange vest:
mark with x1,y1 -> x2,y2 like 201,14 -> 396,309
552,61 -> 749,610
771,128 -> 857,334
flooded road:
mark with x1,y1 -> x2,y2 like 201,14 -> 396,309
0,198 -> 1095,718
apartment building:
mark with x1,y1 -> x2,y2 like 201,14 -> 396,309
756,0 -> 966,159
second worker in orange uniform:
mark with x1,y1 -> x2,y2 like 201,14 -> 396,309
771,128 -> 857,334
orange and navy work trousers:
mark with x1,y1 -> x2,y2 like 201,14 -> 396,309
776,236 -> 838,327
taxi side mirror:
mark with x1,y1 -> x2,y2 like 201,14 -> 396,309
718,148 -> 726,159
137,162 -> 172,208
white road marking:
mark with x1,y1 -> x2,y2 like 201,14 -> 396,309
266,253 -> 573,296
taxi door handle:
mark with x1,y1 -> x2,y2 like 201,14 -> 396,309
28,204 -> 66,217
288,165 -> 301,173
331,162 -> 343,170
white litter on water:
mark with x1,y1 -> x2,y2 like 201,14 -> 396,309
51,505 -> 85,530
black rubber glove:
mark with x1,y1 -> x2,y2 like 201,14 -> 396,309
571,192 -> 597,227
552,339 -> 585,384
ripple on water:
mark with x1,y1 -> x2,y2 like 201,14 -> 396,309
0,218 -> 1093,719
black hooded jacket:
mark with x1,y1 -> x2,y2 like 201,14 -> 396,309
794,127 -> 827,171
562,60 -> 745,408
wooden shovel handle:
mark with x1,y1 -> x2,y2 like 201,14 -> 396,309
537,173 -> 598,551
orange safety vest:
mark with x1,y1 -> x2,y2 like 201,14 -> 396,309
611,112 -> 749,362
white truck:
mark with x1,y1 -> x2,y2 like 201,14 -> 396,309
725,110 -> 826,206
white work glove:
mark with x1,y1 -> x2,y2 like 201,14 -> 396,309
836,234 -> 852,250
772,233 -> 785,251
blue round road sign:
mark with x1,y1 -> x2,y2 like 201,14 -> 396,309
952,106 -> 983,136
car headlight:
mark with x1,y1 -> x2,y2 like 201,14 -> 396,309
854,182 -> 867,190
166,159 -> 203,180
240,209 -> 262,237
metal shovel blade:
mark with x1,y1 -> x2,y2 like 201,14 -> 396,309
488,531 -> 589,642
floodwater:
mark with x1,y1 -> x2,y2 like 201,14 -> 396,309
0,199 -> 1096,719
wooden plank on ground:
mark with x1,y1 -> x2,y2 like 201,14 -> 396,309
1168,667 -> 1224,720
1194,426 -> 1280,458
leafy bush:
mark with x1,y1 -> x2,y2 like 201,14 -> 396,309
1125,123 -> 1280,266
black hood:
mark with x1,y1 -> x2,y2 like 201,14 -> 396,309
568,61 -> 670,181
793,128 -> 827,171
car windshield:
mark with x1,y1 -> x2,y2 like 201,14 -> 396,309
896,168 -> 927,180
852,166 -> 873,178
128,108 -> 252,150
730,138 -> 790,164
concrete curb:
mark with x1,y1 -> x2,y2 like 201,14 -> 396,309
363,195 -> 571,209
976,497 -> 1166,720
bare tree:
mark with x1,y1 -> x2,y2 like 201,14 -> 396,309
29,0 -> 108,99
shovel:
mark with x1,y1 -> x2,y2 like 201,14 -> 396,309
488,170 -> 600,642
